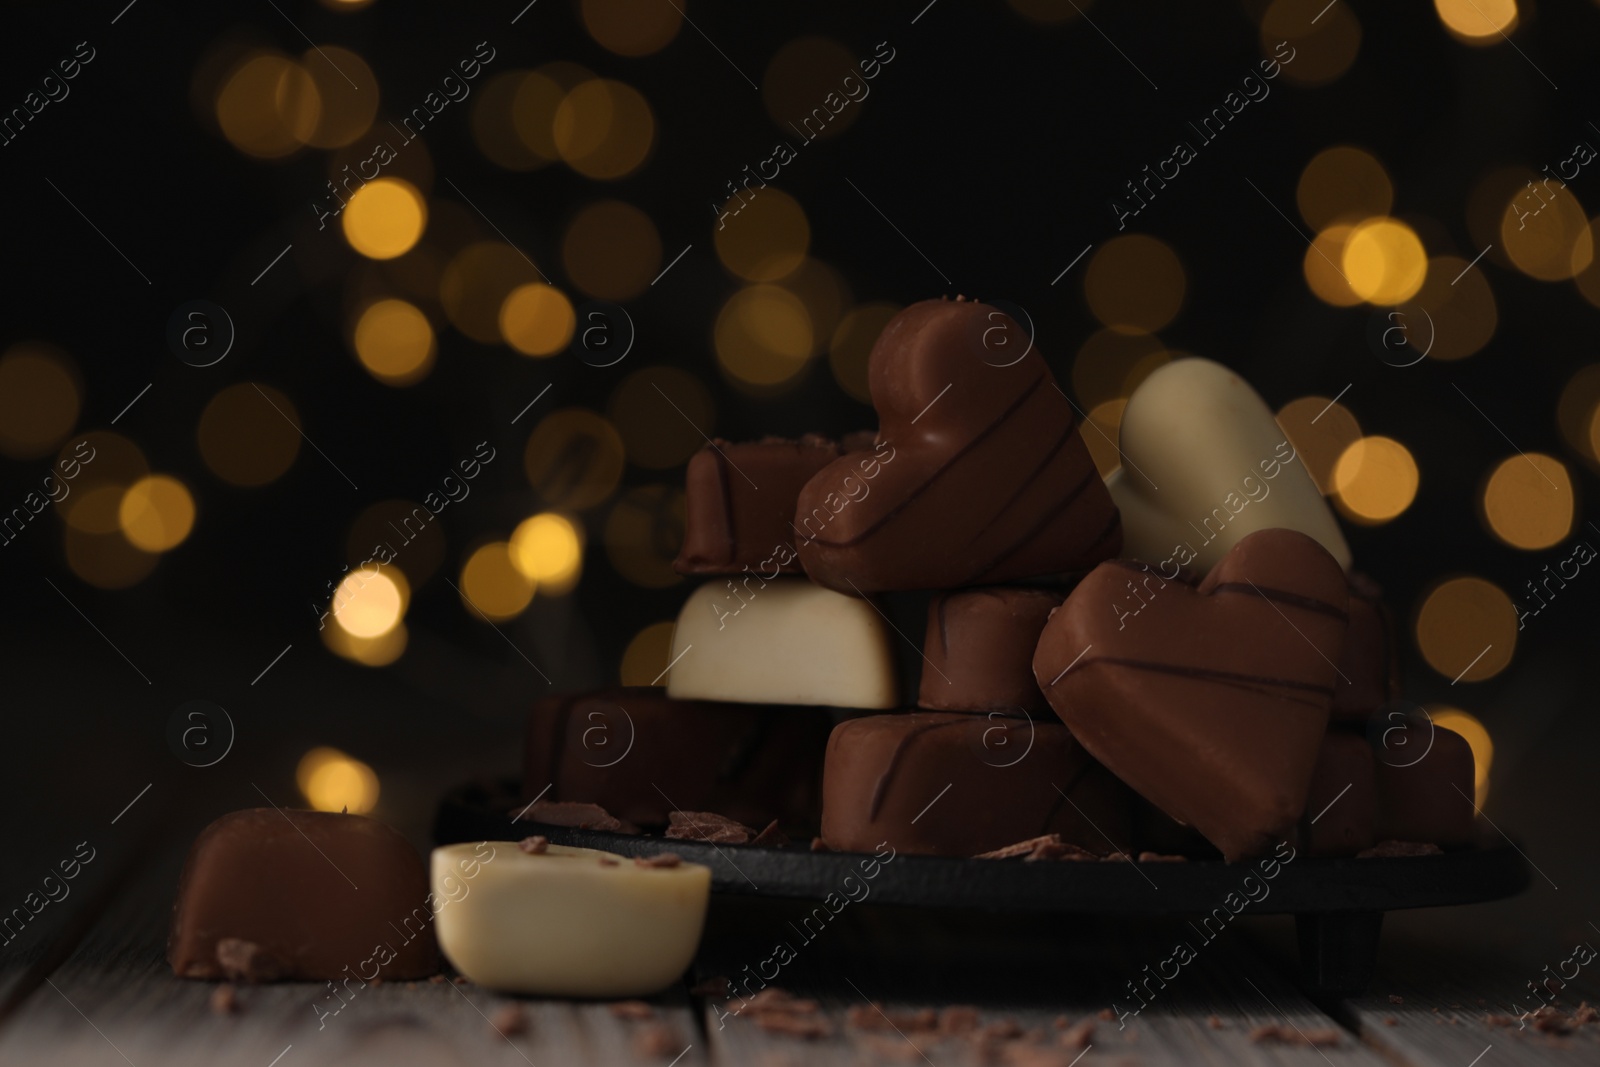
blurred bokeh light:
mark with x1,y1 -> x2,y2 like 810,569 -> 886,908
714,285 -> 814,391
197,383 -> 301,487
1428,706 -> 1494,807
343,178 -> 428,261
1415,576 -> 1517,682
830,302 -> 898,404
1297,146 -> 1393,232
605,486 -> 685,588
118,475 -> 196,553
500,283 -> 576,357
0,343 -> 80,460
714,187 -> 810,282
1085,235 -> 1185,333
553,78 -> 655,179
1343,217 -> 1428,304
510,512 -> 584,595
762,37 -> 862,140
1434,0 -> 1518,43
607,366 -> 715,469
353,298 -> 436,385
582,0 -> 683,56
619,620 -> 676,685
297,747 -> 381,813
460,541 -> 535,620
562,200 -> 661,300
1277,396 -> 1363,496
523,409 -> 627,509
1481,454 -> 1574,550
1332,435 -> 1418,523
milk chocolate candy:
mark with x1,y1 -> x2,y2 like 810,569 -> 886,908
1295,731 -> 1377,857
675,436 -> 843,576
1106,358 -> 1351,576
1035,528 -> 1349,862
820,711 -> 1132,857
1374,724 -> 1476,848
918,587 -> 1063,714
169,809 -> 439,981
431,842 -> 710,996
794,299 -> 1120,593
525,689 -> 829,827
1332,574 -> 1400,723
666,578 -> 898,708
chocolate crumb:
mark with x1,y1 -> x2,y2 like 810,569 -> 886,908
975,834 -> 1098,862
209,984 -> 240,1016
490,1004 -> 528,1036
691,976 -> 730,997
756,1013 -> 832,1038
975,1018 -> 1023,1042
1206,1015 -> 1224,1030
666,811 -> 756,844
1102,851 -> 1132,863
609,1000 -> 657,1020
809,837 -> 831,852
429,974 -> 447,984
453,976 -> 469,986
1097,1008 -> 1115,1022
215,939 -> 287,984
1575,1002 -> 1598,1024
1136,851 -> 1188,863
1357,840 -> 1444,858
518,836 -> 549,854
634,853 -> 683,869
1387,994 -> 1405,1005
1484,1014 -> 1521,1028
525,801 -> 640,834
599,856 -> 621,867
633,1023 -> 682,1058
750,820 -> 789,848
1248,1024 -> 1340,1046
1383,1017 -> 1398,1027
939,1005 -> 980,1035
1059,1020 -> 1094,1048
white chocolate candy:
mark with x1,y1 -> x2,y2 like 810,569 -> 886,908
1106,358 -> 1351,576
431,842 -> 710,997
666,577 -> 898,709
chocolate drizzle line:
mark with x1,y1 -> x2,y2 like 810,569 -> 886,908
712,449 -> 736,562
867,718 -> 969,820
1210,582 -> 1348,622
1056,655 -> 1334,707
960,413 -> 1080,551
809,373 -> 1049,548
971,464 -> 1107,581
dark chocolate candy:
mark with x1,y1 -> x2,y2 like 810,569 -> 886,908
1332,574 -> 1401,723
820,711 -> 1131,857
524,688 -> 829,828
917,587 -> 1063,714
169,809 -> 438,981
1034,528 -> 1349,862
1374,724 -> 1477,848
794,299 -> 1120,593
1295,731 -> 1377,858
675,436 -> 844,576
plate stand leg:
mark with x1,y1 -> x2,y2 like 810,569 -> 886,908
1295,910 -> 1383,1001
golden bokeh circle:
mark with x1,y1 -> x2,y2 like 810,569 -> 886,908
607,366 -> 716,469
118,475 -> 196,553
64,526 -> 158,590
298,748 -> 381,812
331,567 -> 405,639
1261,0 -> 1361,87
620,621 -> 677,686
781,258 -> 850,355
460,541 -> 536,621
1558,364 -> 1600,461
342,178 -> 427,260
354,298 -> 436,385
762,37 -> 863,140
1434,0 -> 1518,42
1415,578 -> 1516,682
1428,706 -> 1493,807
1082,398 -> 1127,479
510,512 -> 584,594
514,63 -> 593,163
1304,224 -> 1362,307
1332,435 -> 1418,523
472,71 -> 550,171
1085,235 -> 1186,333
0,343 -> 80,459
604,486 -> 686,588
1276,397 -> 1362,495
197,383 -> 302,487
300,46 -> 378,148
1481,454 -> 1573,550
1297,147 -> 1393,232
59,432 -> 148,534
1343,218 -> 1428,304
562,201 -> 662,301
1410,255 -> 1497,361
1072,328 -> 1168,410
441,242 -> 546,344
347,499 -> 446,586
714,285 -> 814,391
322,619 -> 409,668
582,0 -> 683,56
830,302 -> 900,404
501,284 -> 577,357
553,79 -> 655,180
1501,182 -> 1592,281
713,188 -> 810,282
523,409 -> 627,510
216,53 -> 321,158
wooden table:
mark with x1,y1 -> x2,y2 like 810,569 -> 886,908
0,818 -> 1591,1067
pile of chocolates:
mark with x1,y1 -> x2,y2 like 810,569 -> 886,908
527,297 -> 1477,864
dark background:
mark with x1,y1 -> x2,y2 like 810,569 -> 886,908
0,0 -> 1594,980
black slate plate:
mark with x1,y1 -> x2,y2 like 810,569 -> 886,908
433,779 -> 1529,916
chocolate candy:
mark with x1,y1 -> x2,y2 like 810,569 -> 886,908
675,436 -> 844,576
820,711 -> 1132,857
431,842 -> 710,996
525,689 -> 829,828
1295,731 -> 1377,857
918,587 -> 1063,714
1374,724 -> 1477,848
1106,357 -> 1351,576
794,299 -> 1120,593
666,578 -> 898,709
1034,528 -> 1349,861
169,809 -> 438,981
1332,574 -> 1400,723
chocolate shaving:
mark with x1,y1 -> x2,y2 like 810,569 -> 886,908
518,835 -> 550,854
633,1023 -> 683,1058
609,1000 -> 657,1020
1248,1024 -> 1340,1046
598,856 -> 620,867
1136,851 -> 1188,863
809,837 -> 831,852
1058,1020 -> 1094,1048
491,1004 -> 528,1036
1206,1015 -> 1224,1030
429,974 -> 447,984
215,939 -> 287,983
940,1006 -> 981,1035
691,975 -> 730,997
847,1003 -> 936,1032
1383,1017 -> 1398,1026
525,801 -> 640,834
209,984 -> 240,1016
745,988 -> 818,1015
756,1013 -> 832,1038
1357,840 -> 1443,858
749,820 -> 789,848
1387,994 -> 1405,1004
634,853 -> 683,869
975,834 -> 1098,862
666,811 -> 756,844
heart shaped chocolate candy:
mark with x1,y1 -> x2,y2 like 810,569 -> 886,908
794,299 -> 1120,593
1033,528 -> 1349,861
1106,357 -> 1350,577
